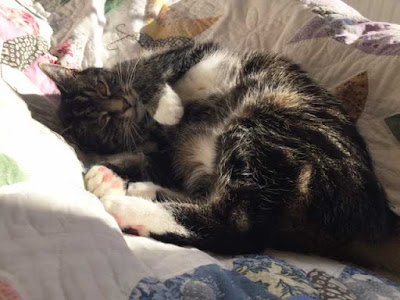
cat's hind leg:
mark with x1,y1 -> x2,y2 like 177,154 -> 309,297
116,199 -> 266,254
96,195 -> 192,238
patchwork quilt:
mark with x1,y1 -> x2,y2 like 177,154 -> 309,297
1,0 -> 400,299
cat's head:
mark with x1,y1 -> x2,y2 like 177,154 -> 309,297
40,63 -> 158,154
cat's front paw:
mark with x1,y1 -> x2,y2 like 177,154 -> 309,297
127,182 -> 161,200
153,85 -> 183,125
84,165 -> 126,199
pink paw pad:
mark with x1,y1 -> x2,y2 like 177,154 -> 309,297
111,180 -> 122,188
103,173 -> 114,182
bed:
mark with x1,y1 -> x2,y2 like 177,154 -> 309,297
1,0 -> 400,299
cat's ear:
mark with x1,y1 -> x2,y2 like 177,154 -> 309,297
39,63 -> 77,93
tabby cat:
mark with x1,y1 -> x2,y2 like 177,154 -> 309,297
40,42 -> 400,276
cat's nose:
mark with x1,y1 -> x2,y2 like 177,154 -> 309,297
122,99 -> 131,111
101,99 -> 131,113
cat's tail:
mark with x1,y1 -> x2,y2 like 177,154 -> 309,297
319,210 -> 400,282
138,201 -> 400,281
340,232 -> 400,283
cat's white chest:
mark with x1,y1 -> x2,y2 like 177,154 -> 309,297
173,52 -> 238,102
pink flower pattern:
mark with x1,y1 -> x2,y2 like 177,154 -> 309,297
51,41 -> 74,58
0,6 -> 40,36
0,280 -> 20,300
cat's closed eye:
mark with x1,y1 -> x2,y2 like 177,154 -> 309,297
72,109 -> 97,118
98,80 -> 110,97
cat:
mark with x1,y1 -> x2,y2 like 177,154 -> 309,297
40,42 -> 400,277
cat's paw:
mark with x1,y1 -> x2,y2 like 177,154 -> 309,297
84,165 -> 126,199
153,85 -> 183,125
127,182 -> 161,200
101,195 -> 190,237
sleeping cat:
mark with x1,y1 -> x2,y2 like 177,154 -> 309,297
40,42 -> 400,276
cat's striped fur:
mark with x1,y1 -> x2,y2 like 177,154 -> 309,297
40,42 -> 400,277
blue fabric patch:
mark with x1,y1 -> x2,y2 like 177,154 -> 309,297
130,254 -> 400,299
130,255 -> 320,299
339,266 -> 400,299
130,264 -> 281,299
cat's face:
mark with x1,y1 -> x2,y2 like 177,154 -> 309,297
40,63 -> 156,154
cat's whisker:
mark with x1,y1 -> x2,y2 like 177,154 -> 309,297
127,59 -> 139,86
122,131 -> 131,152
117,60 -> 124,87
126,113 -> 143,143
131,122 -> 144,142
128,50 -> 142,86
60,125 -> 72,135
122,118 -> 131,151
123,117 -> 140,152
